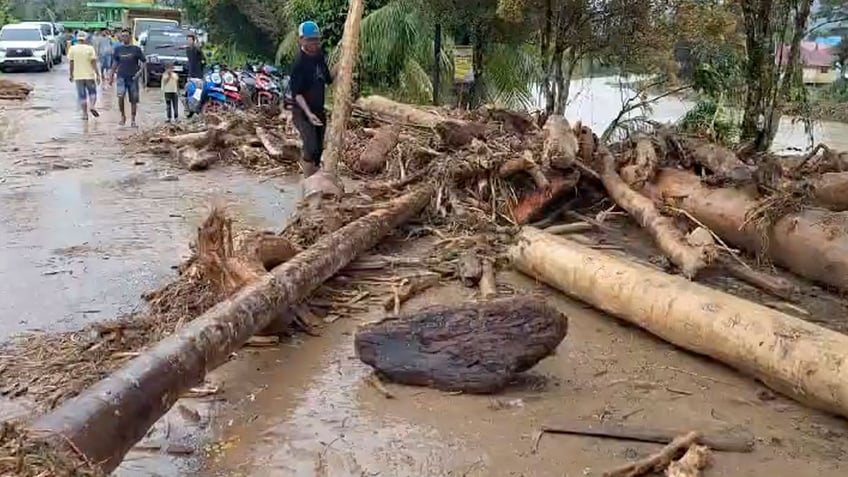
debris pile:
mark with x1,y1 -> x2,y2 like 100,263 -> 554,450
0,79 -> 32,101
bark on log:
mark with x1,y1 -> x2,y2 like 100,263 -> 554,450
647,168 -> 848,290
355,296 -> 567,393
499,150 -> 550,189
31,186 -> 433,473
598,147 -> 707,278
811,172 -> 848,211
542,116 -> 579,170
511,228 -> 848,419
357,124 -> 401,173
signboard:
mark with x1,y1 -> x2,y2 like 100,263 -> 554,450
454,46 -> 474,84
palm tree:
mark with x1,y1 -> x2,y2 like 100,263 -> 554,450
278,0 -> 540,109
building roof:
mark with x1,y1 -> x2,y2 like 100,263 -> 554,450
778,42 -> 835,68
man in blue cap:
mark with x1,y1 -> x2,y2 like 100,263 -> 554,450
289,20 -> 332,177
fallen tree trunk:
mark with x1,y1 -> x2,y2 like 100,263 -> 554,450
355,95 -> 445,128
647,168 -> 848,290
598,146 -> 707,278
357,124 -> 401,173
355,296 -> 567,393
679,138 -> 752,183
31,186 -> 433,473
511,228 -> 848,419
811,172 -> 848,211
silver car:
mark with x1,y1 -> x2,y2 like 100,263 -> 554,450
18,21 -> 63,65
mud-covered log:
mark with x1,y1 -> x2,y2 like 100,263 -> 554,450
647,168 -> 848,290
811,172 -> 848,211
355,296 -> 567,393
31,186 -> 434,473
598,146 -> 707,278
680,138 -> 752,183
511,228 -> 848,419
357,124 -> 401,173
355,95 -> 445,128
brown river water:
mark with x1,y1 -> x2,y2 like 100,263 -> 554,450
1,66 -> 847,476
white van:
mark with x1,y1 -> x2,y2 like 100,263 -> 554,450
19,21 -> 63,65
0,23 -> 56,72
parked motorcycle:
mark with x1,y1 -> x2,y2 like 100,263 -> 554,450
184,64 -> 243,115
239,63 -> 286,108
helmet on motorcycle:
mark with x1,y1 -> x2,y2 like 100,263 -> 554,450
298,21 -> 321,39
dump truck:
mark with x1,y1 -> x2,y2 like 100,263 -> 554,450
125,7 -> 182,45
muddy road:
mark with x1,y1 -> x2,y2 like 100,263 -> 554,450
0,64 -> 300,340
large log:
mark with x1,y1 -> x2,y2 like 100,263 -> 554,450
542,116 -> 579,170
31,186 -> 433,473
355,95 -> 444,128
510,228 -> 848,419
355,296 -> 567,393
598,146 -> 707,278
811,172 -> 848,211
679,138 -> 752,183
357,124 -> 401,173
647,168 -> 848,290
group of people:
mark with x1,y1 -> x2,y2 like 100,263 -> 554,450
67,29 -> 206,126
68,19 -> 328,176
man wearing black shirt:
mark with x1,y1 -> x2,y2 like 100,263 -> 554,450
186,34 -> 205,79
110,29 -> 146,127
289,20 -> 332,176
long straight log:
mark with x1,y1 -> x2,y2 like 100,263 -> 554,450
510,227 -> 848,419
647,168 -> 848,290
31,186 -> 433,473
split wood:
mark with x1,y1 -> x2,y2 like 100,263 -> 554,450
602,431 -> 700,477
537,421 -> 753,453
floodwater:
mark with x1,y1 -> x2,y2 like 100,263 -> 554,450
0,68 -> 847,477
0,64 -> 301,341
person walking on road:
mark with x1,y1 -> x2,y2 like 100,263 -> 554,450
68,32 -> 101,120
93,29 -> 114,81
289,20 -> 332,177
185,34 -> 205,79
110,29 -> 146,127
161,63 -> 180,123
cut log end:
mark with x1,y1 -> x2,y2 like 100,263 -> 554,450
355,296 -> 567,393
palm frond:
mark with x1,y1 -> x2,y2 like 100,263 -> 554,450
275,29 -> 299,65
483,43 -> 540,109
398,58 -> 433,103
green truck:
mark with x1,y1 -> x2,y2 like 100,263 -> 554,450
62,1 -> 182,39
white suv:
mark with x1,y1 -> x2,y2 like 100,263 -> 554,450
0,23 -> 55,72
19,22 -> 63,65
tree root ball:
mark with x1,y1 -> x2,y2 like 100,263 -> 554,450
354,296 -> 568,393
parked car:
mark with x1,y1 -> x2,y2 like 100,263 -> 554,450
141,28 -> 190,87
19,21 -> 63,65
0,23 -> 56,72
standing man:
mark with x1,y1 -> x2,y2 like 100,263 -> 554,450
93,29 -> 114,81
289,20 -> 332,177
110,29 -> 146,127
185,34 -> 205,79
68,32 -> 101,120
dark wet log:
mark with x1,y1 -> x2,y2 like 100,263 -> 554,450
511,228 -> 848,419
357,124 -> 401,173
31,185 -> 433,473
355,296 -> 567,393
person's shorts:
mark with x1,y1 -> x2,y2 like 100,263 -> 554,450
75,80 -> 97,101
116,75 -> 140,104
99,55 -> 112,71
293,110 -> 325,166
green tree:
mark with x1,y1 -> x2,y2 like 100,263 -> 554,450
0,0 -> 14,27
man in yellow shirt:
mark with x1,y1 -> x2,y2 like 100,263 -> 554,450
68,32 -> 101,120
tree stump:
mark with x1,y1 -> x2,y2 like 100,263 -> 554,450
355,296 -> 567,393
